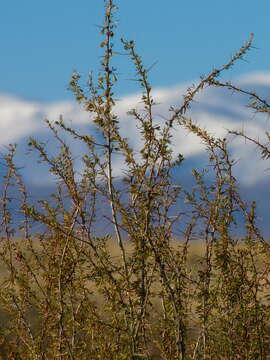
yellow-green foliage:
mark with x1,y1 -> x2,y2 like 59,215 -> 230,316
1,1 -> 270,359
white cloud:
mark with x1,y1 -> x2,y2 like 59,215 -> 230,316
1,71 -> 270,187
237,71 -> 270,86
0,95 -> 40,144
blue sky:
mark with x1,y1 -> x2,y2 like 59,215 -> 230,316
0,0 -> 269,101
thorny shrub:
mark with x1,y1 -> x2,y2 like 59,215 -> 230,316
1,1 -> 270,359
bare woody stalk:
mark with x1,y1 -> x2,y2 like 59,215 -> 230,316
168,33 -> 254,128
120,37 -> 154,346
102,0 -> 124,252
100,1 -> 141,355
1,146 -> 17,285
122,38 -> 188,360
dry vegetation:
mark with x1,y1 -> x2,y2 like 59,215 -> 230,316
1,1 -> 270,359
